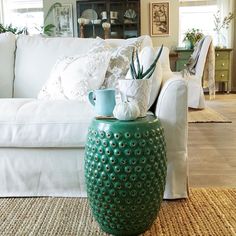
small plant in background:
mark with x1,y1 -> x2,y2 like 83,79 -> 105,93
130,45 -> 163,80
41,2 -> 62,36
183,28 -> 204,49
0,23 -> 27,35
0,2 -> 62,36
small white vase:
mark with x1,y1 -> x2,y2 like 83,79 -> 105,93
118,79 -> 151,117
216,31 -> 226,49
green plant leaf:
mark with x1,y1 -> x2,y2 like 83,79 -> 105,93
0,23 -> 25,35
43,24 -> 56,36
44,2 -> 62,22
142,45 -> 163,79
135,49 -> 141,73
130,49 -> 138,79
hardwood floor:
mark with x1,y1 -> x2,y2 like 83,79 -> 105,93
188,94 -> 236,188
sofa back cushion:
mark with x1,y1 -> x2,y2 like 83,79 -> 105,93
14,35 -> 152,98
14,36 -> 97,98
0,32 -> 16,98
106,36 -> 153,49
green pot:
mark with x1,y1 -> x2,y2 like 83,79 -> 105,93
185,40 -> 194,49
85,116 -> 167,236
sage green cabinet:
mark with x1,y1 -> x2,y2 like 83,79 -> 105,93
215,49 -> 232,93
175,49 -> 192,72
175,48 -> 232,92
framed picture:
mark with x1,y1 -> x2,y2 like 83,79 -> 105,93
54,4 -> 73,37
150,1 -> 170,36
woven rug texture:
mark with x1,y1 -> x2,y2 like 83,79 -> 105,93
188,107 -> 231,123
0,188 -> 235,236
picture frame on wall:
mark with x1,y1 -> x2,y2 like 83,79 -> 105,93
54,4 -> 73,37
150,1 -> 170,36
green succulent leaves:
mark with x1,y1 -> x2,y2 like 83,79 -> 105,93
130,45 -> 163,80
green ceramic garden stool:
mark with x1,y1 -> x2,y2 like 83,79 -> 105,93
85,115 -> 167,236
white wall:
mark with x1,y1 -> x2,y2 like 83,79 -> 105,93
232,0 -> 236,91
141,0 -> 180,49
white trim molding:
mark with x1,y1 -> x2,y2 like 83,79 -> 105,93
0,0 -> 3,23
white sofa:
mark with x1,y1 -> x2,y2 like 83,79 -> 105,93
0,33 -> 188,199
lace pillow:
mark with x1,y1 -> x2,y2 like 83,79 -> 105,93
38,57 -> 70,100
38,50 -> 111,101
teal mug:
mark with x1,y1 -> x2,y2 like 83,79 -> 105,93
88,89 -> 116,116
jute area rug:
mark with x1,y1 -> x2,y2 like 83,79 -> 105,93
0,188 -> 235,236
188,107 -> 232,123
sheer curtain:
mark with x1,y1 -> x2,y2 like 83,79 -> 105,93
2,0 -> 43,34
0,0 -> 3,23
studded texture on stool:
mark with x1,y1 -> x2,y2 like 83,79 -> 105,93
85,116 -> 167,236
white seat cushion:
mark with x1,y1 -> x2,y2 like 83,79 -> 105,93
0,99 -> 96,147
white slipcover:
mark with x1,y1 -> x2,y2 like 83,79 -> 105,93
156,78 -> 188,199
0,99 -> 95,147
173,36 -> 213,109
0,34 -> 188,199
0,32 -> 16,98
0,148 -> 86,197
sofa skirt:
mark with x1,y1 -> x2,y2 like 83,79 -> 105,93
0,147 -> 188,199
0,148 -> 87,197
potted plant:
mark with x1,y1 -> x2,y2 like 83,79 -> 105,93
183,28 -> 204,49
38,2 -> 62,36
0,24 -> 26,35
118,45 -> 163,117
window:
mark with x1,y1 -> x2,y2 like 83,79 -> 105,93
0,0 -> 3,23
179,4 -> 218,46
2,0 -> 43,35
179,0 -> 233,47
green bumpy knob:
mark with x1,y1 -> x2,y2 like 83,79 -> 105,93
85,115 -> 167,236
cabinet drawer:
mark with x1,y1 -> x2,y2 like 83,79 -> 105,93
178,51 -> 192,60
176,59 -> 188,71
215,70 -> 229,82
215,60 -> 229,70
215,51 -> 229,60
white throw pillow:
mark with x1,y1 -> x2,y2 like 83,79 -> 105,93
38,50 -> 111,101
38,57 -> 71,100
61,51 -> 111,100
125,46 -> 163,109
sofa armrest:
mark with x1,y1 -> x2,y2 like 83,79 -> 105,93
155,78 -> 188,199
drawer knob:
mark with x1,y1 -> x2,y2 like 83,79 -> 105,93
222,63 -> 225,66
221,74 -> 225,77
216,53 -> 220,57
